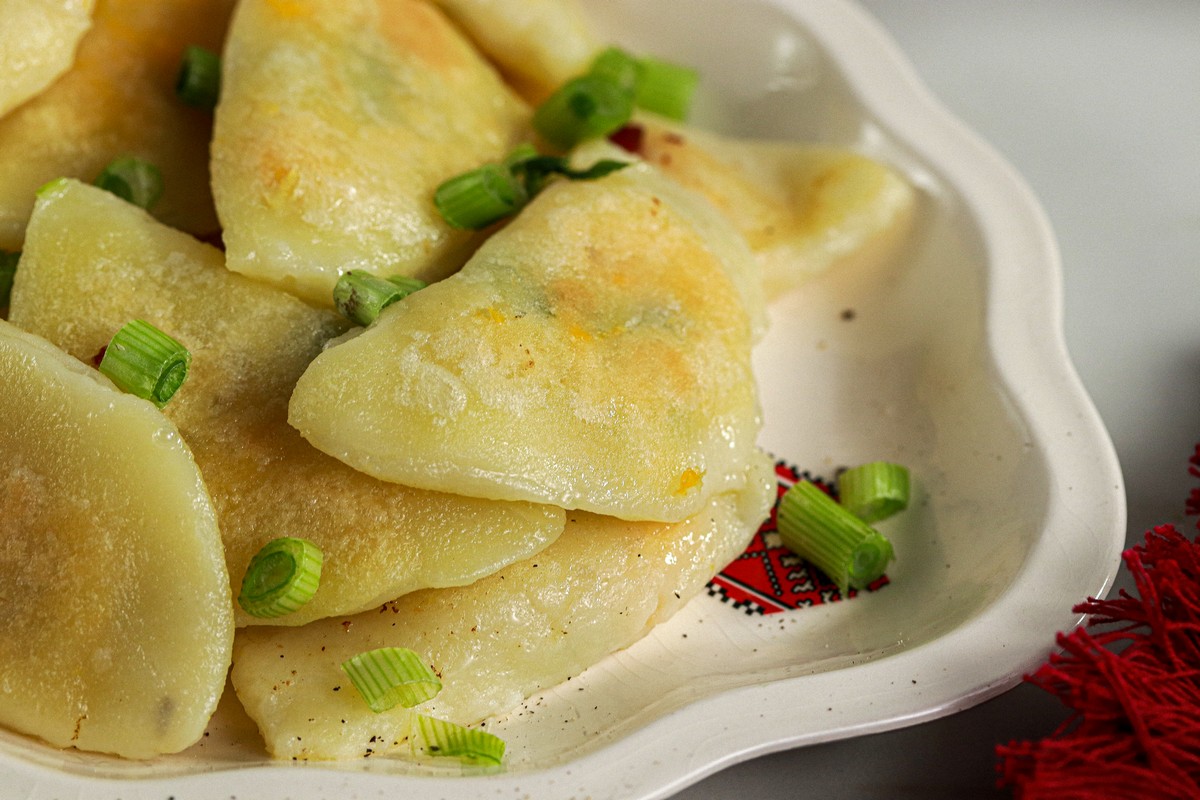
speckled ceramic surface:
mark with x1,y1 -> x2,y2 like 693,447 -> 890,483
0,1 -> 1124,798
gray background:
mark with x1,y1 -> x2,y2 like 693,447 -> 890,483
672,2 -> 1200,798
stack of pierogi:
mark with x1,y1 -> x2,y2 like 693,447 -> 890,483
0,0 -> 913,761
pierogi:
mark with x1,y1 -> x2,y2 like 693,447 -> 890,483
0,0 -> 94,118
212,0 -> 531,306
426,0 -> 601,103
9,179 -> 566,627
0,0 -> 233,251
0,318 -> 232,759
290,161 -> 763,523
231,451 -> 774,760
625,114 -> 916,299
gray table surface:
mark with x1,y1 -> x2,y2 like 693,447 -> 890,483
672,2 -> 1200,798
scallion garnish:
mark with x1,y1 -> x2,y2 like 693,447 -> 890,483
777,480 -> 894,592
837,461 -> 910,523
633,55 -> 699,121
588,46 -> 642,95
237,536 -> 323,618
0,250 -> 19,308
333,270 -> 411,326
386,274 -> 428,295
341,647 -> 442,713
532,73 -> 635,150
97,319 -> 190,407
175,45 -> 222,111
94,157 -> 164,210
412,713 -> 505,767
434,162 -> 527,230
509,154 -> 629,197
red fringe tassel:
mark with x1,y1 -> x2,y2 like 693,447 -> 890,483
997,445 -> 1200,799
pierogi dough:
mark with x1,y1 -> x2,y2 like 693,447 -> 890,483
290,161 -> 763,523
0,0 -> 94,118
231,452 -> 774,760
9,179 -> 566,628
626,114 -> 916,299
0,0 -> 233,251
426,0 -> 601,103
0,319 -> 232,759
212,0 -> 531,306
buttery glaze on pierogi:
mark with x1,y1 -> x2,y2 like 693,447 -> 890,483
9,179 -> 565,628
290,160 -> 765,523
0,319 -> 232,759
0,0 -> 234,252
212,0 -> 531,306
0,0 -> 94,118
232,452 -> 774,760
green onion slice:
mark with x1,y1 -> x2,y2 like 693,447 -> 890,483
838,461 -> 910,523
97,319 -> 190,407
333,269 -> 410,326
386,274 -> 428,296
589,46 -> 641,94
777,480 -> 894,592
532,73 -> 634,150
94,157 -> 164,210
341,647 -> 442,713
434,162 -> 527,230
412,714 -> 505,767
176,44 -> 221,111
0,250 -> 19,308
633,55 -> 699,121
511,154 -> 628,196
237,536 -> 323,618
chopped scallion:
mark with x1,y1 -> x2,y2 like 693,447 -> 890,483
510,154 -> 629,197
341,647 -> 442,713
94,157 -> 164,210
175,45 -> 221,111
97,319 -> 190,407
777,480 -> 894,592
838,461 -> 910,523
532,74 -> 634,150
0,250 -> 19,308
412,713 -> 505,767
238,536 -> 323,618
386,274 -> 428,296
588,46 -> 641,95
333,270 -> 409,326
434,162 -> 526,230
633,55 -> 699,121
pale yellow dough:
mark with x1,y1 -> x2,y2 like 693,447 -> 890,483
231,452 -> 774,760
0,0 -> 234,251
0,318 -> 232,759
212,0 -> 531,306
290,162 -> 763,523
0,0 -> 95,118
427,0 -> 601,103
629,114 -> 917,299
9,179 -> 566,628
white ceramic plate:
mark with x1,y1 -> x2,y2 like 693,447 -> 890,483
0,0 -> 1125,798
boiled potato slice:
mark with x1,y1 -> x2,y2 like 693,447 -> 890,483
212,0 -> 531,306
290,161 -> 763,523
10,179 -> 566,627
0,0 -> 234,251
0,0 -> 94,118
231,452 -> 774,760
0,319 -> 231,759
629,114 -> 916,299
427,0 -> 600,103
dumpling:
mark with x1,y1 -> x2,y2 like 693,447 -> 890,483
212,0 -> 531,306
9,179 -> 566,628
289,160 -> 764,523
426,0 -> 601,103
230,452 -> 774,760
620,114 -> 916,299
0,0 -> 94,118
0,0 -> 234,251
0,318 -> 232,758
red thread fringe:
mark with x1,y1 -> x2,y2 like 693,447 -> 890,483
997,446 -> 1200,799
